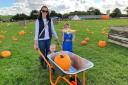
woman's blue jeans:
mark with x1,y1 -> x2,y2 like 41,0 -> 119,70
38,39 -> 51,67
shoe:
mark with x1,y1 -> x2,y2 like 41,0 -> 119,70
39,57 -> 47,69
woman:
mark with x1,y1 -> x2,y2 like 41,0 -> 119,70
34,6 -> 58,69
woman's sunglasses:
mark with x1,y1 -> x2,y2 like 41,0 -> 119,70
41,10 -> 48,13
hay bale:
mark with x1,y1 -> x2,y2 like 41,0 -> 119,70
108,26 -> 128,47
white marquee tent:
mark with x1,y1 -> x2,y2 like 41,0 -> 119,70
71,15 -> 81,20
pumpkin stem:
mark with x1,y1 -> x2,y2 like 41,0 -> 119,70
60,55 -> 64,58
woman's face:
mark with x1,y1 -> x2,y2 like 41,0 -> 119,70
41,7 -> 48,18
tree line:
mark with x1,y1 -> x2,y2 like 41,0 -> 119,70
1,7 -> 128,21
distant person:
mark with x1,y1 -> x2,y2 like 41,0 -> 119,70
34,5 -> 58,69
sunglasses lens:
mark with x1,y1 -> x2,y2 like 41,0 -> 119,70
42,10 -> 48,13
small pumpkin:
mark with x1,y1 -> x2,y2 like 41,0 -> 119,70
81,40 -> 87,46
101,15 -> 109,20
1,50 -> 11,58
54,54 -> 71,71
19,31 -> 25,36
0,35 -> 5,39
98,41 -> 107,48
84,37 -> 90,42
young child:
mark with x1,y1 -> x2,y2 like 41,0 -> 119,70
62,23 -> 76,52
39,44 -> 56,69
49,44 -> 56,53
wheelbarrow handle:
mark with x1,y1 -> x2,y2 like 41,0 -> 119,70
36,48 -> 51,68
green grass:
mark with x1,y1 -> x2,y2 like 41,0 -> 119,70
0,15 -> 12,20
0,19 -> 128,85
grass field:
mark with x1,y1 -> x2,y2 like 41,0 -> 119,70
0,19 -> 128,85
0,15 -> 12,20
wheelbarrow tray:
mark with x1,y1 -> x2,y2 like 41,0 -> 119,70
47,51 -> 94,75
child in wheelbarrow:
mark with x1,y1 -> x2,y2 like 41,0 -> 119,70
49,44 -> 56,53
49,44 -> 82,85
62,23 -> 76,52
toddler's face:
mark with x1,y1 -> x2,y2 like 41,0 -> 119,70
64,24 -> 70,29
50,45 -> 56,53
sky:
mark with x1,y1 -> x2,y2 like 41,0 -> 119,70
0,0 -> 128,15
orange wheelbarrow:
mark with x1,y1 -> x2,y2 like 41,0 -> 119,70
38,49 -> 94,85
37,42 -> 94,85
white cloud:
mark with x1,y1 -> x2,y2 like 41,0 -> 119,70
0,0 -> 128,15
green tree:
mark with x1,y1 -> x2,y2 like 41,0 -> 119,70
110,8 -> 122,17
56,13 -> 62,18
30,10 -> 39,19
50,10 -> 58,17
62,13 -> 69,19
12,13 -> 29,20
94,9 -> 101,15
124,7 -> 128,15
50,10 -> 62,18
87,7 -> 101,15
0,17 -> 2,21
87,7 -> 95,15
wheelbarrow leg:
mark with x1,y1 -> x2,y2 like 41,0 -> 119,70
69,74 -> 82,85
49,66 -> 56,85
82,71 -> 86,85
62,77 -> 72,85
75,74 -> 77,85
54,76 -> 72,85
54,76 -> 61,85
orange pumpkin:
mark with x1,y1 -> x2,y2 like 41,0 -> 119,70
98,41 -> 107,48
81,40 -> 87,46
84,37 -> 90,42
1,50 -> 11,58
54,54 -> 71,71
19,31 -> 25,36
101,15 -> 109,20
0,35 -> 5,39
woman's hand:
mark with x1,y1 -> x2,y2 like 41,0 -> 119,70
34,40 -> 38,50
55,37 -> 59,41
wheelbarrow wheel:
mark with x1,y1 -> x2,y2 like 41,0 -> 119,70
70,77 -> 82,85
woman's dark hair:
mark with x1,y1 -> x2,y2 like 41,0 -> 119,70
38,6 -> 51,21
